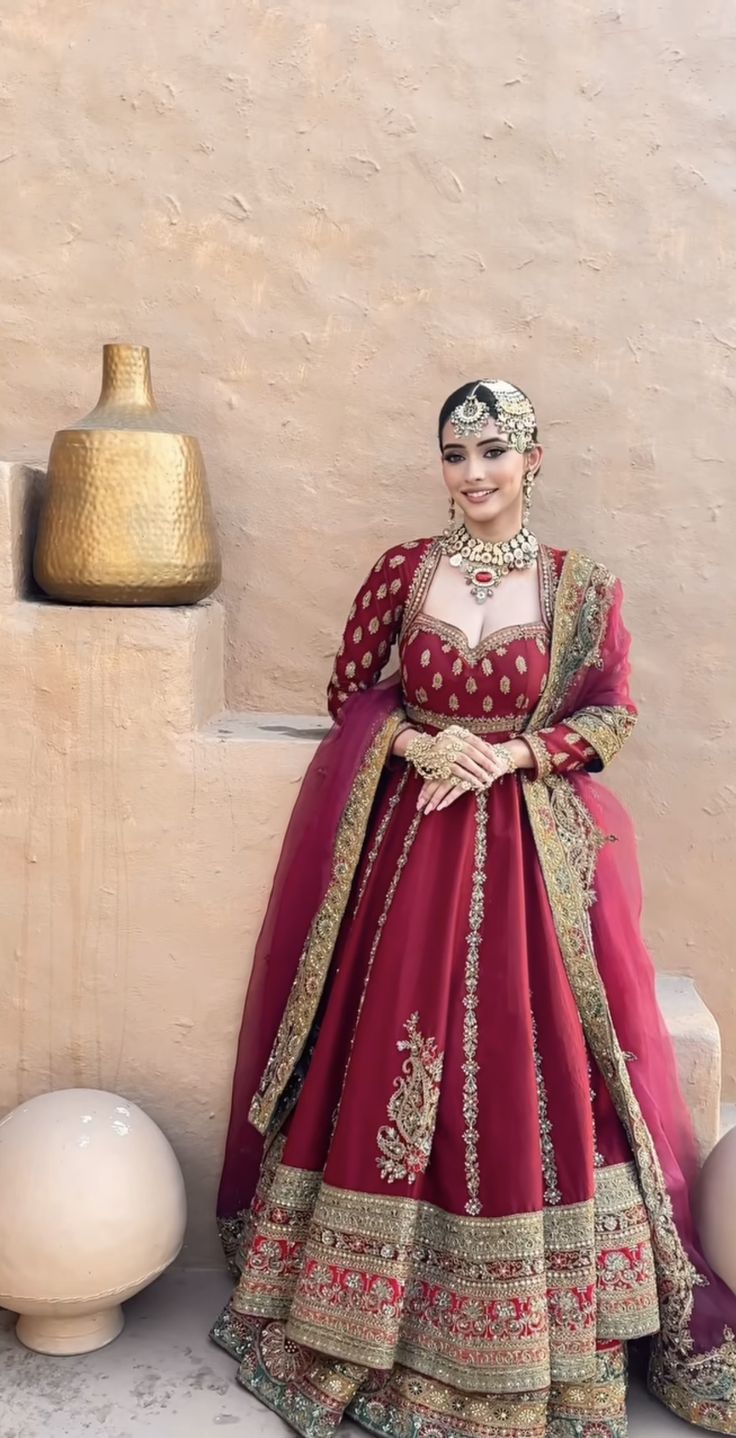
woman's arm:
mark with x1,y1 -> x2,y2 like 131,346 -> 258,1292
523,577 -> 638,779
326,547 -> 409,722
522,707 -> 637,779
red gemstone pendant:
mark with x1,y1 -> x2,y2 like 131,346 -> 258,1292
473,570 -> 495,585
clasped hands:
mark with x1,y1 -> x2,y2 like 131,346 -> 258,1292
395,725 -> 529,814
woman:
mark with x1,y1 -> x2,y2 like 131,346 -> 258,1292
211,380 -> 736,1438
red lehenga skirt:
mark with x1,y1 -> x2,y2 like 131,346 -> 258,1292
211,737 -> 660,1438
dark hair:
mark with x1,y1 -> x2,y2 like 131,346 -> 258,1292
438,380 -> 538,448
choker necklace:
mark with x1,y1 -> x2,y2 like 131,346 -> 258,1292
439,522 -> 539,604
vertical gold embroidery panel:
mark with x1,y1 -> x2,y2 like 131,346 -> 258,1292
463,790 -> 488,1216
587,1048 -> 606,1169
249,710 -> 405,1134
531,1009 -> 562,1205
352,768 -> 410,919
332,811 -> 422,1143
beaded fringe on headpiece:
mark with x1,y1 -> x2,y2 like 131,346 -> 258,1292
450,379 -> 536,452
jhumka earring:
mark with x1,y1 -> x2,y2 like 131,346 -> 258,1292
522,469 -> 536,525
449,496 -> 456,523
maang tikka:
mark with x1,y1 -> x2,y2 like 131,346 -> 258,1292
450,379 -> 536,453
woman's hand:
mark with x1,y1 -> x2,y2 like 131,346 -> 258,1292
417,736 -> 535,813
418,776 -> 472,813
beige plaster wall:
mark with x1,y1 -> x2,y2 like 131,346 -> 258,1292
0,4 -> 735,1219
1,2 -> 734,692
0,466 -> 330,1265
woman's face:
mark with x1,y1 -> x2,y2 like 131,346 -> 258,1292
440,416 -> 542,530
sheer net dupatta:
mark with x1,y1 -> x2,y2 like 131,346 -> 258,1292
523,552 -> 736,1434
216,675 -> 404,1261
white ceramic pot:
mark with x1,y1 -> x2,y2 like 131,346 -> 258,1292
693,1123 -> 736,1292
0,1089 -> 187,1354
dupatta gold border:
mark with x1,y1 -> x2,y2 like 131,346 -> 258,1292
248,709 -> 405,1135
524,551 -> 736,1434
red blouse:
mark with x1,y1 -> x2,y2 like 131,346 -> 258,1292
327,538 -> 636,779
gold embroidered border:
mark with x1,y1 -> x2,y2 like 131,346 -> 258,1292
347,1344 -> 626,1438
333,811 -> 423,1150
525,552 -> 615,736
411,615 -> 549,667
249,709 -> 405,1134
530,1010 -> 561,1206
523,732 -> 553,780
521,776 -> 715,1410
566,705 -> 637,770
405,705 -> 527,736
548,1342 -> 628,1436
548,776 -> 610,911
399,537 -> 441,643
213,1307 -> 628,1438
349,1364 -> 550,1437
648,1327 -> 736,1435
211,1308 -> 366,1431
352,766 -> 410,918
538,543 -> 560,630
230,1161 -> 658,1391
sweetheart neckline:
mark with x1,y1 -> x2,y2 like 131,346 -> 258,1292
411,613 -> 549,659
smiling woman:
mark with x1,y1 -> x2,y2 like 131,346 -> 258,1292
211,379 -> 736,1438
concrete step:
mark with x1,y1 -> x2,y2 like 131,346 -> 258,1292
0,1268 -> 695,1437
655,974 -> 722,1164
721,1101 -> 736,1137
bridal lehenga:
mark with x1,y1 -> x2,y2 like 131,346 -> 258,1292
211,537 -> 736,1437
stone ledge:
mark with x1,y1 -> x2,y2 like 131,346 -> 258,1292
0,460 -> 45,603
0,592 -> 226,736
656,974 -> 722,1163
201,711 -> 329,743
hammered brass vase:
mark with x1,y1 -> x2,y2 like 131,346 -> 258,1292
34,344 -> 222,605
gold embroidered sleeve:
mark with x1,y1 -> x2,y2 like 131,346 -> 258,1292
523,733 -> 554,780
523,706 -> 636,778
566,705 -> 638,769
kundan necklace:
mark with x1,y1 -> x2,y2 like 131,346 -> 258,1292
439,522 -> 539,604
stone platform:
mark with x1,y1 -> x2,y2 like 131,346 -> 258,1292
0,1267 -> 696,1438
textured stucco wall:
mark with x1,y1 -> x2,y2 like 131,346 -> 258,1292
1,11 -> 735,1090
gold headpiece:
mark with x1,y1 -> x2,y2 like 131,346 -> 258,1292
450,379 -> 536,453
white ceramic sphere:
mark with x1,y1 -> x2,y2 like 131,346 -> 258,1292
693,1124 -> 736,1292
0,1088 -> 186,1353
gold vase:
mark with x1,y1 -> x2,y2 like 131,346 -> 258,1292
34,344 -> 222,605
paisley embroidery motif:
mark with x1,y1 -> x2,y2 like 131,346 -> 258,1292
377,1013 -> 444,1185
